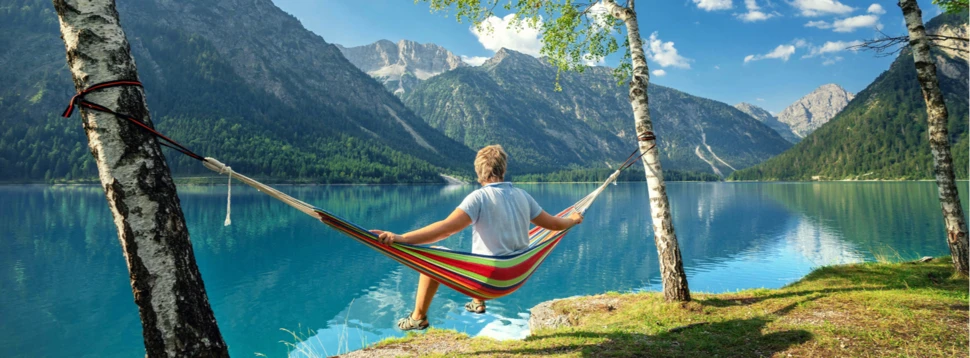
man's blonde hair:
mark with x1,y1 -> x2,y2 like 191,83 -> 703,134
474,145 -> 508,184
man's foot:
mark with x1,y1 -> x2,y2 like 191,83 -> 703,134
397,313 -> 429,331
465,300 -> 486,314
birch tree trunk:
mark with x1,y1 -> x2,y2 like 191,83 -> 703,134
51,0 -> 230,355
899,0 -> 969,275
604,0 -> 691,301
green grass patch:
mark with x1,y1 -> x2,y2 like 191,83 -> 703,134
346,258 -> 969,357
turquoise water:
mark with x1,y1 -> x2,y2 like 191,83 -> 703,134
0,182 -> 966,357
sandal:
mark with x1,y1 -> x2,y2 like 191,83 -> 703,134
465,300 -> 486,314
396,313 -> 429,331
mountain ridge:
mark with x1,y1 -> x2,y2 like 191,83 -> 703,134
0,0 -> 475,183
729,12 -> 969,181
734,102 -> 801,143
402,47 -> 792,176
776,83 -> 854,138
336,39 -> 466,96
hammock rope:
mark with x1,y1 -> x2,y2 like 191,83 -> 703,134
63,80 -> 656,300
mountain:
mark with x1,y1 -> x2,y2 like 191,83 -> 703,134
403,48 -> 792,176
734,102 -> 801,143
336,40 -> 466,96
776,83 -> 854,138
0,0 -> 475,183
729,13 -> 969,181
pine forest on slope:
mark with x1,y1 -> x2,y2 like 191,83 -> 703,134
729,12 -> 969,181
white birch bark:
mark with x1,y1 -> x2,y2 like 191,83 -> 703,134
51,0 -> 230,355
603,0 -> 691,301
899,0 -> 969,275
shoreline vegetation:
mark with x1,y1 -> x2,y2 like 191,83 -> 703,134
6,178 -> 966,186
338,258 -> 968,357
7,167 -> 967,186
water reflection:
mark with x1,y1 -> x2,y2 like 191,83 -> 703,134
0,182 -> 964,357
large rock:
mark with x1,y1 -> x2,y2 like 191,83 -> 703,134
529,295 -> 621,331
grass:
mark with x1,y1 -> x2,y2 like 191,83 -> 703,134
343,257 -> 968,357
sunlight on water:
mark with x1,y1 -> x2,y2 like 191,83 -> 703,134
0,182 -> 965,357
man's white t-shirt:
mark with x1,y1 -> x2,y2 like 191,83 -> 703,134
457,182 -> 543,256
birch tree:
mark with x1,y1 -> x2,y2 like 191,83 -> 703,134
421,0 -> 691,301
897,0 -> 969,274
51,0 -> 230,355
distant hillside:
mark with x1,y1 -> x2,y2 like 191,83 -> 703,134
734,102 -> 801,143
0,0 -> 475,183
403,48 -> 792,176
730,13 -> 969,181
336,40 -> 466,96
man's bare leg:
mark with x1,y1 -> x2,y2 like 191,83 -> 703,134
411,273 -> 440,320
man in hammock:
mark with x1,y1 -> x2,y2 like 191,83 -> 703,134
369,145 -> 584,331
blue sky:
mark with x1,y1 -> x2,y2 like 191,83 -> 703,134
272,0 -> 945,113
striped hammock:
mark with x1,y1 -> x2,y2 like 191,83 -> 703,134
204,158 -> 626,300
61,79 -> 646,301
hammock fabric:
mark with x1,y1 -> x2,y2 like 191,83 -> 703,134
64,80 -> 651,301
203,157 -> 626,300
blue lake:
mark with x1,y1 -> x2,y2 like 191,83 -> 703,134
0,182 -> 966,357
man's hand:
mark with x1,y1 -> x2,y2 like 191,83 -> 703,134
568,211 -> 584,226
369,229 -> 404,245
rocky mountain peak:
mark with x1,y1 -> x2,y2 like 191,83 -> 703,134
776,83 -> 854,138
483,48 -> 541,69
337,39 -> 465,95
734,102 -> 773,121
734,102 -> 801,143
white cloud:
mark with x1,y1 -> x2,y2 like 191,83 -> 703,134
792,38 -> 810,48
714,65 -> 721,69
804,40 -> 863,57
583,53 -> 606,66
867,3 -> 886,14
805,14 -> 883,33
693,0 -> 733,11
471,14 -> 543,57
790,0 -> 854,16
646,32 -> 692,69
737,0 -> 776,22
822,56 -> 844,65
588,2 -> 612,31
652,69 -> 667,76
744,44 -> 796,63
460,55 -> 489,66
831,14 -> 882,32
805,20 -> 831,29
756,98 -> 766,101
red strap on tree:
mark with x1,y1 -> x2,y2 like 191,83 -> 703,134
62,80 -> 205,161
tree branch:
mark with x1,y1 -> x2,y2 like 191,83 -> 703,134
854,30 -> 969,57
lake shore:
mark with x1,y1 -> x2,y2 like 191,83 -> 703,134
2,178 -> 964,186
339,258 -> 968,357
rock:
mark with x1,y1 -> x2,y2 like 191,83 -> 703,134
529,298 -> 573,331
529,295 -> 622,332
918,256 -> 934,263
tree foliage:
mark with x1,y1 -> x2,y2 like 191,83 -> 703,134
420,0 -> 631,87
934,0 -> 969,14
